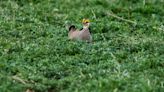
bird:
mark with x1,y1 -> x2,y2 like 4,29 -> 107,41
68,19 -> 92,43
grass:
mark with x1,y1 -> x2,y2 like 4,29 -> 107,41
0,0 -> 164,92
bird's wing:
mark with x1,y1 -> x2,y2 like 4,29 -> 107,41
79,28 -> 92,42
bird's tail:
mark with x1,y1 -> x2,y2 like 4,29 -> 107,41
68,25 -> 76,31
65,23 -> 76,31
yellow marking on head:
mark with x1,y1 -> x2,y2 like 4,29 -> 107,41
82,19 -> 90,23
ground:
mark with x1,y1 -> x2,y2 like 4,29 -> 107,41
0,0 -> 164,92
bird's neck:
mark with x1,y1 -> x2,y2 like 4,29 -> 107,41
83,26 -> 89,30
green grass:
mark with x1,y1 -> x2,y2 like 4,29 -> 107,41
0,0 -> 164,92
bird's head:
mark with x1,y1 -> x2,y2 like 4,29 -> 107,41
82,19 -> 90,29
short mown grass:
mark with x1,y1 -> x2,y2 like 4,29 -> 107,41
0,0 -> 164,92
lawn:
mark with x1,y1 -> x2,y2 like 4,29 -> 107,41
0,0 -> 164,92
